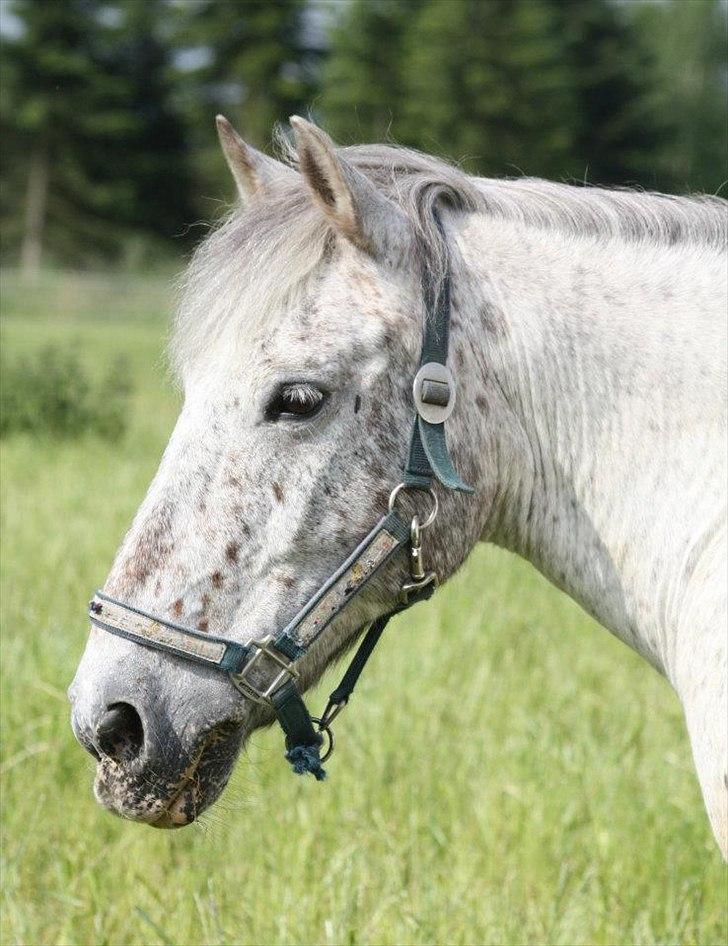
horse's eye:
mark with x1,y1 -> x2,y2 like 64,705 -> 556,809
266,383 -> 327,421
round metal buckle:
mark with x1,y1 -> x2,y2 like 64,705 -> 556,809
388,482 -> 439,529
413,362 -> 456,424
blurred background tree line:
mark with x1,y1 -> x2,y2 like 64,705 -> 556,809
1,0 -> 726,272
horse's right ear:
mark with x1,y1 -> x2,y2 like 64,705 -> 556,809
215,115 -> 292,202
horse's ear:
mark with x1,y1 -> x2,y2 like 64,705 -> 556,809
216,115 -> 291,202
290,115 -> 406,255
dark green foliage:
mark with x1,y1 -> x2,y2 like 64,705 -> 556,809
546,0 -> 667,187
320,0 -> 426,143
0,0 -> 724,270
1,0 -> 194,268
400,0 -> 576,178
178,0 -> 315,147
172,0 -> 318,204
0,345 -> 132,440
94,1 -> 196,251
320,0 -> 672,184
629,0 -> 728,194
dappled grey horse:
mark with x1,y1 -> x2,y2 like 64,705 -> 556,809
70,116 -> 727,855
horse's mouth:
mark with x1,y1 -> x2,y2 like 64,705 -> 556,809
92,726 -> 242,828
151,782 -> 201,829
149,754 -> 205,829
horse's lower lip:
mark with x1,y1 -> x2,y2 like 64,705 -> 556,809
151,787 -> 198,829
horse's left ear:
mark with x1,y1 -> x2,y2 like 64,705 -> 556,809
216,115 -> 295,203
290,115 -> 407,256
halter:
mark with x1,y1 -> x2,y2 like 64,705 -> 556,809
88,213 -> 473,780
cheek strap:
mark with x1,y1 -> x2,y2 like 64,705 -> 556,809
271,579 -> 437,780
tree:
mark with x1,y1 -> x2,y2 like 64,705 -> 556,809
546,0 -> 667,188
1,0 -> 194,270
399,0 -> 576,179
2,0 -> 117,270
629,0 -> 727,194
172,0 -> 317,206
319,0 -> 426,143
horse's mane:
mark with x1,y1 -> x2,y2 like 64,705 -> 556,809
172,135 -> 727,375
338,142 -> 727,248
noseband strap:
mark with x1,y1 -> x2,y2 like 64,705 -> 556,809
87,207 -> 471,780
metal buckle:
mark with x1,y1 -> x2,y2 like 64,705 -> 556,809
413,362 -> 456,423
399,515 -> 439,604
230,635 -> 299,705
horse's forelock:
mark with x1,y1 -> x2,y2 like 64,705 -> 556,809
171,181 -> 331,379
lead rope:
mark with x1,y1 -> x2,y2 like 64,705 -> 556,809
275,615 -> 392,780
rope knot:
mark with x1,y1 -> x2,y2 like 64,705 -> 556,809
284,744 -> 327,781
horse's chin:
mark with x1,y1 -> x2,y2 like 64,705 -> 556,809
91,731 -> 241,829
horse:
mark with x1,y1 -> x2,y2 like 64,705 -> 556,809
69,116 -> 727,855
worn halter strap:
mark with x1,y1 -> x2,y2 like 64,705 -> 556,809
88,209 -> 471,780
404,217 -> 473,494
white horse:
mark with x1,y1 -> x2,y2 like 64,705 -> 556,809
70,116 -> 727,853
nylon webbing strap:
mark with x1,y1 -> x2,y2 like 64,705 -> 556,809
274,572 -> 439,781
89,592 -> 249,673
404,213 -> 473,494
274,510 -> 409,657
327,614 -> 391,706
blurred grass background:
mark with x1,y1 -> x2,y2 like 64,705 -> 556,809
1,0 -> 727,944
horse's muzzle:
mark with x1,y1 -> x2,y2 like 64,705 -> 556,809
70,688 -> 242,827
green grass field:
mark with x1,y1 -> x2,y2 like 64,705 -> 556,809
1,270 -> 725,946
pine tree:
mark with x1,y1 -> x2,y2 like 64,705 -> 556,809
174,0 -> 314,149
172,0 -> 316,204
399,0 -> 576,179
546,0 -> 666,188
629,0 -> 727,194
100,0 -> 195,256
319,0 -> 426,143
1,0 -> 122,269
1,0 -> 195,269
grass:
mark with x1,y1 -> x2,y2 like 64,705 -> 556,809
1,270 -> 726,946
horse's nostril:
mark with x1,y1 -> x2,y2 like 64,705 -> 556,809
96,703 -> 144,762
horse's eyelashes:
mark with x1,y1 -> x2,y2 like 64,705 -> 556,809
265,383 -> 327,421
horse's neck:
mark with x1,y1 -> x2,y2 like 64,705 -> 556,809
453,213 -> 726,682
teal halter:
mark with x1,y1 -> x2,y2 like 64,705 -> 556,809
88,211 -> 472,780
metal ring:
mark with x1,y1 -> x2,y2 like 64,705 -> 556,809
311,718 -> 335,763
387,482 -> 439,529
